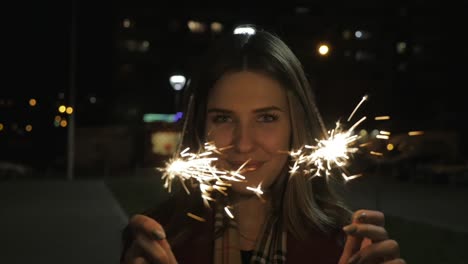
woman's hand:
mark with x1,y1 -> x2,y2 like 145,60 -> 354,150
338,209 -> 406,264
121,214 -> 177,264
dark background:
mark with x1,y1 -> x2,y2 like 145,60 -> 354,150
1,3 -> 468,263
2,1 -> 467,178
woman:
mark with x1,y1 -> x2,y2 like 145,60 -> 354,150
121,26 -> 405,264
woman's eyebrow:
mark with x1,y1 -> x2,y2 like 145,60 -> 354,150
207,106 -> 285,113
253,106 -> 285,113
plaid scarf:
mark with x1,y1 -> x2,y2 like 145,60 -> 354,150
213,202 -> 287,264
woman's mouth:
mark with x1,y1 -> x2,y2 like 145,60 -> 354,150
227,160 -> 265,171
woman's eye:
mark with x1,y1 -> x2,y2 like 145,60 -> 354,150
257,114 -> 279,123
212,115 -> 232,123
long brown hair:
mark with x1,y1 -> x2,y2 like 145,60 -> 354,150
177,26 -> 352,240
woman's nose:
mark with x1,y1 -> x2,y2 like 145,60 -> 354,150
233,122 -> 255,153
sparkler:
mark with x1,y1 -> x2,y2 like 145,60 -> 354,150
288,95 -> 389,182
157,94 -> 390,216
288,116 -> 366,182
158,142 -> 248,207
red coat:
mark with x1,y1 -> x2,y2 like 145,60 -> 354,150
121,195 -> 345,264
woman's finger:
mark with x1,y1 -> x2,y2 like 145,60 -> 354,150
383,258 -> 406,264
132,256 -> 149,264
338,234 -> 364,264
135,234 -> 172,264
352,209 -> 385,226
157,239 -> 178,264
347,239 -> 400,264
343,223 -> 389,242
129,214 -> 166,240
128,215 -> 177,263
122,241 -> 149,264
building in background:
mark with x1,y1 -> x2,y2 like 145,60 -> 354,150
2,2 -> 465,178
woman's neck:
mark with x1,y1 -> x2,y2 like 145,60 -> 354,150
233,194 -> 271,250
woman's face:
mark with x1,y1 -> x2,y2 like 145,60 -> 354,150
205,71 -> 291,195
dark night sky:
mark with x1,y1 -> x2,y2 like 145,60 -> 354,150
3,1 -> 468,167
8,2 -> 467,106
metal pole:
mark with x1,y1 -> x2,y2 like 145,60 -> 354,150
67,0 -> 77,180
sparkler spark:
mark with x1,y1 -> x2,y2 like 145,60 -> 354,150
347,95 -> 368,122
288,94 -> 387,182
158,142 -> 253,207
158,94 -> 391,218
289,117 -> 365,181
224,206 -> 235,219
187,212 -> 206,222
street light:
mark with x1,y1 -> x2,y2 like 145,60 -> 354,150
169,74 -> 187,112
233,24 -> 256,35
169,75 -> 186,91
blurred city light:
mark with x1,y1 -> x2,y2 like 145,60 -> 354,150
169,75 -> 186,91
318,44 -> 330,56
123,18 -> 132,28
233,25 -> 256,35
408,131 -> 424,136
342,30 -> 352,40
58,105 -> 66,113
124,40 -> 150,53
359,129 -> 368,137
25,124 -> 32,132
60,120 -> 68,127
66,106 -> 73,114
355,30 -> 363,38
376,134 -> 390,140
380,130 -> 391,136
354,30 -> 371,39
210,22 -> 223,33
0,123 -> 3,131
151,131 -> 181,155
29,98 -> 37,107
386,143 -> 394,151
143,112 -> 183,123
89,96 -> 97,104
371,129 -> 379,138
187,20 -> 206,33
396,42 -> 407,54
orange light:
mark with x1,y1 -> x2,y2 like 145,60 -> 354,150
408,131 -> 424,136
29,98 -> 37,106
318,44 -> 330,56
66,106 -> 73,114
60,120 -> 68,127
25,124 -> 32,132
386,143 -> 394,151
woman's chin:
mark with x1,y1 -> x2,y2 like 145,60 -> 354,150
230,179 -> 264,195
229,181 -> 250,192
